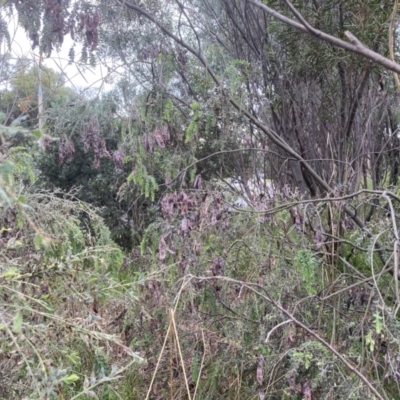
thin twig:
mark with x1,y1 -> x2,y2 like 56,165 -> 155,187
192,329 -> 206,400
264,319 -> 292,344
170,308 -> 192,400
144,323 -> 172,400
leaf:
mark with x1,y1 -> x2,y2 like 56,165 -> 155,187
288,371 -> 296,395
62,374 -> 80,384
181,218 -> 189,233
85,391 -> 98,398
365,331 -> 375,352
158,235 -> 167,261
304,353 -> 312,370
57,369 -> 67,377
7,240 -> 23,249
32,129 -> 42,138
65,350 -> 80,365
191,354 -> 200,383
373,312 -> 383,335
13,312 -> 23,333
110,364 -> 118,376
0,162 -> 14,176
17,195 -> 26,204
154,127 -> 165,148
2,268 -> 20,279
193,174 -> 202,189
34,234 -> 43,250
10,115 -> 28,126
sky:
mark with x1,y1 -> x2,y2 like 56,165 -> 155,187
4,11 -> 107,92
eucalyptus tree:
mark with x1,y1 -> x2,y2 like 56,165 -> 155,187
120,0 -> 399,196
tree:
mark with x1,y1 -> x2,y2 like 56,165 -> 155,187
36,91 -> 138,248
4,0 -> 400,398
0,114 -> 142,399
0,61 -> 75,125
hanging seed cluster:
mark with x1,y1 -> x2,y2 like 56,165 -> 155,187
142,125 -> 171,153
10,0 -> 100,55
58,136 -> 75,165
44,0 -> 68,45
112,150 -> 124,173
82,119 -> 111,169
77,10 -> 100,52
58,124 -> 121,171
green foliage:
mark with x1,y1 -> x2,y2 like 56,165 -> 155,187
185,102 -> 202,143
127,161 -> 158,202
163,98 -> 174,122
224,59 -> 250,97
295,249 -> 318,295
373,312 -> 383,335
3,1 -> 400,399
0,119 -> 140,399
0,63 -> 75,125
0,15 -> 10,48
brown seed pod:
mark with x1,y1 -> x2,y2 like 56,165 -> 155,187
91,30 -> 98,51
93,11 -> 99,26
78,13 -> 86,32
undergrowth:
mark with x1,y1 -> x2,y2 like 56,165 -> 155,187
1,122 -> 400,399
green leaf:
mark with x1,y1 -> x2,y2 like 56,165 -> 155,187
2,268 -> 20,279
365,331 -> 375,352
191,354 -> 200,383
65,350 -> 80,365
7,240 -> 23,249
163,99 -> 173,121
13,312 -> 23,333
0,189 -> 12,205
32,129 -> 42,138
17,195 -> 26,204
62,374 -> 80,384
0,162 -> 14,176
34,234 -> 43,250
373,312 -> 383,335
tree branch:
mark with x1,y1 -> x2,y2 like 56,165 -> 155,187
184,275 -> 385,400
115,0 -> 398,278
247,0 -> 400,75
